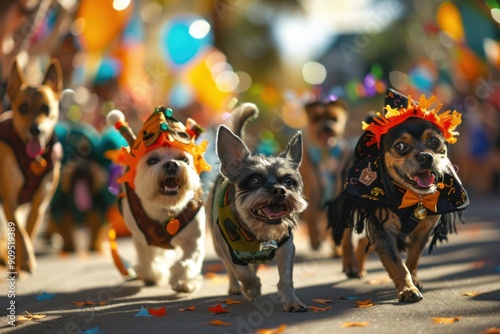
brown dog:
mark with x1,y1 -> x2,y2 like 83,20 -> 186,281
328,90 -> 469,302
0,59 -> 62,273
300,99 -> 350,251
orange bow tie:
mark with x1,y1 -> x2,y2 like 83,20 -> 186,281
399,190 -> 440,212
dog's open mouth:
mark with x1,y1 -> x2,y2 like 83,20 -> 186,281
159,176 -> 181,195
26,138 -> 45,159
251,204 -> 290,224
410,170 -> 435,189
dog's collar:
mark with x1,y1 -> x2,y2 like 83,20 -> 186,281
0,118 -> 58,204
213,178 -> 291,266
125,183 -> 203,249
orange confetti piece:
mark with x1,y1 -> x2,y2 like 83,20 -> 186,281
482,327 -> 500,334
255,324 -> 287,334
309,305 -> 332,312
72,301 -> 107,307
341,321 -> 370,328
221,299 -> 242,305
208,303 -> 229,314
462,292 -> 481,297
209,319 -> 232,326
17,311 -> 47,321
204,263 -> 225,273
355,299 -> 375,308
311,299 -> 333,304
148,306 -> 167,317
179,306 -> 196,312
432,316 -> 462,324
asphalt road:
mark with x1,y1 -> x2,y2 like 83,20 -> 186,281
1,193 -> 499,334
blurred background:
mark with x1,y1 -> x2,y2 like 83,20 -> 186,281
1,0 -> 499,197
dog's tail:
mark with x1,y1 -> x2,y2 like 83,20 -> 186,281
230,103 -> 258,139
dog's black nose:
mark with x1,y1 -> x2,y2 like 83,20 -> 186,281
272,185 -> 286,197
416,152 -> 433,167
163,161 -> 179,172
29,124 -> 40,136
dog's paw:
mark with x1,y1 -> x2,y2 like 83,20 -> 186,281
171,278 -> 201,293
229,286 -> 242,295
242,280 -> 261,301
283,301 -> 308,312
398,286 -> 423,302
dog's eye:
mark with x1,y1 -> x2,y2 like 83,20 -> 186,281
394,142 -> 408,153
19,103 -> 28,114
282,177 -> 295,187
176,157 -> 190,164
146,157 -> 160,165
41,104 -> 50,115
428,137 -> 441,148
249,176 -> 262,186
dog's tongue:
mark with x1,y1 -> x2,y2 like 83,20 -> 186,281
414,171 -> 435,188
261,204 -> 289,220
26,138 -> 45,159
74,179 -> 92,212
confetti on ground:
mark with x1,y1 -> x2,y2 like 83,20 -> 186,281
482,327 -> 500,334
312,299 -> 333,304
355,299 -> 375,308
255,324 -> 287,334
204,263 -> 226,273
79,326 -> 105,334
135,306 -> 153,317
17,311 -> 47,321
221,299 -> 242,305
338,296 -> 359,301
148,306 -> 167,317
309,305 -> 332,312
208,303 -> 229,314
209,319 -> 232,326
462,292 -> 481,297
432,316 -> 462,324
341,321 -> 370,328
72,301 -> 107,307
179,306 -> 196,312
36,292 -> 56,301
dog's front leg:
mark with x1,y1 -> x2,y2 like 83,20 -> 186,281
169,217 -> 205,293
406,215 -> 440,290
275,236 -> 308,312
230,264 -> 261,301
373,222 -> 423,302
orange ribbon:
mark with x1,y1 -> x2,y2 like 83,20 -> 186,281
399,190 -> 440,212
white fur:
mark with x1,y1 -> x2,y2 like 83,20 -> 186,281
122,146 -> 205,292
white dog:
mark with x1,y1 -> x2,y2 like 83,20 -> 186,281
107,107 -> 211,292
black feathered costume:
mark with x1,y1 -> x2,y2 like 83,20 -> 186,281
327,89 -> 469,253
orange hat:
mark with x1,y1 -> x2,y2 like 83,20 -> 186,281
111,106 -> 211,189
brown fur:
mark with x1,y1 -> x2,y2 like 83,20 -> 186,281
0,59 -> 62,273
341,119 -> 452,302
300,100 -> 349,250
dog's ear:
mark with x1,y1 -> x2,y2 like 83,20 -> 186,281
216,125 -> 251,178
7,60 -> 26,102
279,131 -> 302,168
42,59 -> 62,97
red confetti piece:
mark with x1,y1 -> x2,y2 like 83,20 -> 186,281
208,303 -> 229,314
148,306 -> 167,317
179,306 -> 196,312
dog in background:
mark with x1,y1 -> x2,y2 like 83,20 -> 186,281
209,103 -> 309,312
47,122 -> 127,252
300,99 -> 350,251
107,106 -> 211,292
0,59 -> 62,273
328,89 -> 469,302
